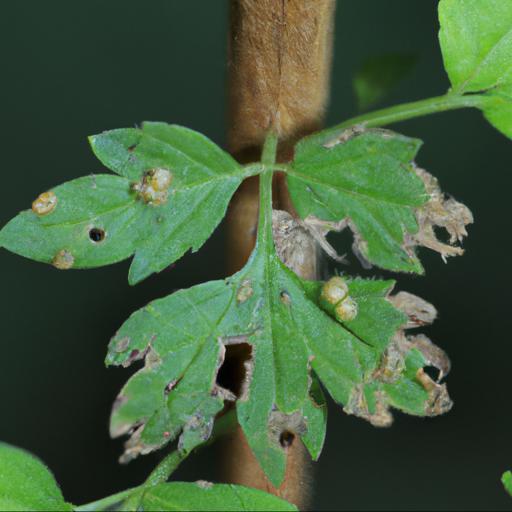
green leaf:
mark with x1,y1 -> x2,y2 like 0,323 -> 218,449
141,482 -> 297,511
0,122 -> 255,284
353,54 -> 417,111
503,471 -> 512,497
439,0 -> 512,137
0,443 -> 71,511
107,200 -> 450,486
287,129 -> 428,273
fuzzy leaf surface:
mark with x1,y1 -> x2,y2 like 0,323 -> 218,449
0,123 -> 253,284
287,129 -> 428,273
439,0 -> 512,137
107,222 -> 445,486
0,443 -> 71,511
141,482 -> 297,511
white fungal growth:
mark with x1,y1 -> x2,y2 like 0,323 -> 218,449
52,249 -> 74,270
133,168 -> 172,205
32,191 -> 57,215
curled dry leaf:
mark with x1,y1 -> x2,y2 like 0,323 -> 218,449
388,291 -> 437,329
407,166 -> 473,262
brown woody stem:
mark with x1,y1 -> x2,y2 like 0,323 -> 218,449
224,1 -> 336,508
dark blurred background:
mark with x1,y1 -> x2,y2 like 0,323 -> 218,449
0,1 -> 510,510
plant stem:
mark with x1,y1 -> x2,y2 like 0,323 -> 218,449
144,449 -> 190,487
74,488 -> 139,512
258,134 -> 278,250
308,92 -> 489,145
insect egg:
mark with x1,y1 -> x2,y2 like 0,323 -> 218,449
32,191 -> 57,216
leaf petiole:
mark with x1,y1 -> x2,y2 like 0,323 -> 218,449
307,91 -> 492,145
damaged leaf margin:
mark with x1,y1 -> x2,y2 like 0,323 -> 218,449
287,128 -> 472,273
107,173 -> 452,487
0,122 -> 259,285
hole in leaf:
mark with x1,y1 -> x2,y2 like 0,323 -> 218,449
89,227 -> 106,243
279,430 -> 295,448
423,365 -> 441,382
128,144 -> 137,152
216,343 -> 252,399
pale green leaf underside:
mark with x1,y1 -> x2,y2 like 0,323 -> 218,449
353,53 -> 417,111
288,130 -> 427,273
141,482 -> 297,511
107,232 -> 435,487
0,123 -> 253,284
0,443 -> 71,511
503,471 -> 512,497
439,0 -> 512,137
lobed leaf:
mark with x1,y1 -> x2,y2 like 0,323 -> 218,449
287,129 -> 472,272
141,482 -> 297,511
0,443 -> 71,511
439,0 -> 512,137
288,129 -> 427,272
0,123 -> 255,284
107,223 -> 450,486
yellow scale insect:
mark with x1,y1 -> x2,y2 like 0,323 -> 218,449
320,276 -> 358,322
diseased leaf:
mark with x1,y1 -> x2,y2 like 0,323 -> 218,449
353,54 -> 417,111
0,443 -> 72,511
0,123 -> 256,284
107,201 -> 451,486
503,471 -> 512,497
141,482 -> 297,511
439,0 -> 512,137
287,128 -> 471,273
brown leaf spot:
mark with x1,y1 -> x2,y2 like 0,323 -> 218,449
236,280 -> 254,303
114,337 -> 131,353
52,249 -> 74,270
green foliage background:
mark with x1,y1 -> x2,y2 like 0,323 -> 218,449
0,1 -> 510,510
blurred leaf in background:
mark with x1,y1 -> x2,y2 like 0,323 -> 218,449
353,53 -> 417,111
